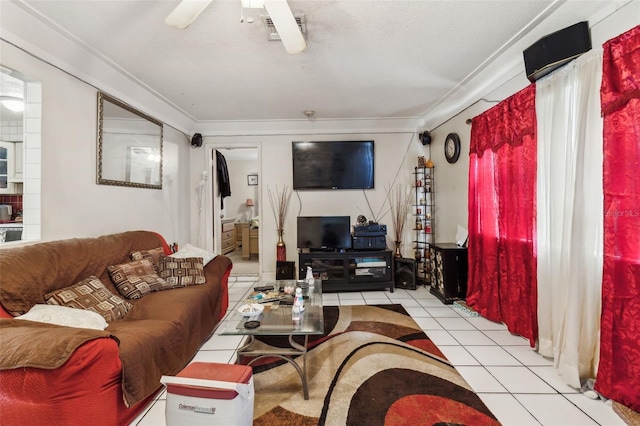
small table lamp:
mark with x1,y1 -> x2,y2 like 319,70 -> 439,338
246,198 -> 254,219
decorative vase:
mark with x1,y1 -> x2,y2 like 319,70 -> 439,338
394,241 -> 402,258
276,229 -> 286,261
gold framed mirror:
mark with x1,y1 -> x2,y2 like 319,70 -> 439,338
97,92 -> 163,189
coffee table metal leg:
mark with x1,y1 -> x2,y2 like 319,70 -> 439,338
237,334 -> 256,354
288,335 -> 309,399
237,334 -> 310,400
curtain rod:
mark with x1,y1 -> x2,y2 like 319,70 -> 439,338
428,71 -> 523,133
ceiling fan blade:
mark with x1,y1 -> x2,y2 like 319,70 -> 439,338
263,0 -> 306,54
165,0 -> 214,29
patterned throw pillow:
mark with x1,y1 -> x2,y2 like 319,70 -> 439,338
45,276 -> 133,323
108,259 -> 171,299
157,255 -> 206,287
130,247 -> 165,271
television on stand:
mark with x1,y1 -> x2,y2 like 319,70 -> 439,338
297,216 -> 352,251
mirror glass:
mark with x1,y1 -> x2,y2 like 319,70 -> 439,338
97,92 -> 163,189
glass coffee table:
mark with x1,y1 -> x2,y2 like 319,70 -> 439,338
220,279 -> 324,400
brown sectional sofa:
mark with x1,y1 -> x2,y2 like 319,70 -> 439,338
0,231 -> 232,425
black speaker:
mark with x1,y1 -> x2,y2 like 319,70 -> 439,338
419,131 -> 431,145
191,133 -> 203,148
276,261 -> 295,280
394,258 -> 417,290
523,21 -> 591,83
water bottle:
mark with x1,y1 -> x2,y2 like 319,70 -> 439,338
294,287 -> 305,311
292,287 -> 304,327
305,266 -> 315,286
292,305 -> 302,327
291,287 -> 304,328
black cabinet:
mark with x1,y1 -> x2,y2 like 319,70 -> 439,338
299,250 -> 394,292
429,243 -> 468,304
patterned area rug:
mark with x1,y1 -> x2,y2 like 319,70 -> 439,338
241,304 -> 500,426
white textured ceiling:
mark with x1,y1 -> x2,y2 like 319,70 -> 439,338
1,0 -> 621,124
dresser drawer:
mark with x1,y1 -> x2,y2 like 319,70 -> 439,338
221,219 -> 236,254
221,230 -> 234,242
221,236 -> 234,250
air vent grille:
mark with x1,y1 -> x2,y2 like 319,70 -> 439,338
262,14 -> 306,41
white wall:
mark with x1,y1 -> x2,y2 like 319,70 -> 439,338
1,41 -> 192,245
427,1 -> 640,241
192,130 -> 429,277
6,0 -> 633,257
188,1 -> 639,278
219,153 -> 259,222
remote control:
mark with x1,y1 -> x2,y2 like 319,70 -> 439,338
257,296 -> 282,304
254,285 -> 274,292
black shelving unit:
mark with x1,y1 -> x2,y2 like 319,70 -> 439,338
413,165 -> 435,285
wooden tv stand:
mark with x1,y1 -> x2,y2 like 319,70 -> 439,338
298,250 -> 394,292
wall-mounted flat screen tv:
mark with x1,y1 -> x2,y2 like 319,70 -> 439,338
292,141 -> 374,190
297,216 -> 352,251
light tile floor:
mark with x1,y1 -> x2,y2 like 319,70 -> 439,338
131,277 -> 625,426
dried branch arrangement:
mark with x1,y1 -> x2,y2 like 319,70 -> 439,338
267,185 -> 292,231
387,184 -> 413,242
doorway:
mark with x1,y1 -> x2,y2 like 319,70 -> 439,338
0,68 -> 41,242
211,147 -> 260,276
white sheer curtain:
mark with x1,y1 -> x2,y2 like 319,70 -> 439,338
536,48 -> 603,388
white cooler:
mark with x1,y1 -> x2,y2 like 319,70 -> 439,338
161,362 -> 254,426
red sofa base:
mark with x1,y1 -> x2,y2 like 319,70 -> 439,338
0,338 -> 157,425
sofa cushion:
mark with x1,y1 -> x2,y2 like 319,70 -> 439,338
171,243 -> 216,265
108,259 -> 171,299
157,255 -> 206,287
0,231 -> 166,316
130,247 -> 165,271
44,276 -> 132,322
16,304 -> 108,330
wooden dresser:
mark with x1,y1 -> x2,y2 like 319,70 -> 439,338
234,222 -> 249,246
232,222 -> 259,259
221,219 -> 236,255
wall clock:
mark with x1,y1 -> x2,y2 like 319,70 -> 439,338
444,133 -> 461,164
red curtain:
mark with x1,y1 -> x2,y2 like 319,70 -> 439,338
467,85 -> 538,346
595,25 -> 640,412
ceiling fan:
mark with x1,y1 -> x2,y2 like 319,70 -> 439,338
165,0 -> 306,54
